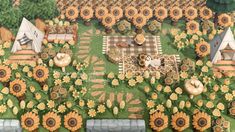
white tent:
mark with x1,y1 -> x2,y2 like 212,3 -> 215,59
11,18 -> 44,53
210,27 -> 235,63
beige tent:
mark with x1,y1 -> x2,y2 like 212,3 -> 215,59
210,27 -> 235,63
11,18 -> 44,53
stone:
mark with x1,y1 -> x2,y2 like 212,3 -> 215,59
35,18 -> 46,32
0,27 -> 14,42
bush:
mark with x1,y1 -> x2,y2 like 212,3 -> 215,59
0,0 -> 12,12
147,20 -> 161,35
116,20 -> 131,34
0,8 -> 22,29
20,0 -> 59,20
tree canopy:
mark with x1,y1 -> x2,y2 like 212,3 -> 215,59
206,0 -> 235,13
20,0 -> 59,20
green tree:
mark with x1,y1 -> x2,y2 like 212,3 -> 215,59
20,0 -> 59,20
206,0 -> 235,13
0,0 -> 12,12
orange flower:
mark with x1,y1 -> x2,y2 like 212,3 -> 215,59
169,6 -> 183,21
132,14 -> 147,29
193,112 -> 211,131
195,42 -> 210,57
125,6 -> 138,20
186,20 -> 199,34
95,6 -> 108,20
64,112 -> 83,131
9,79 -> 26,97
154,6 -> 168,21
218,14 -> 232,27
184,6 -> 198,20
0,65 -> 11,82
149,112 -> 168,131
33,65 -> 49,82
199,6 -> 212,20
21,112 -> 40,131
42,112 -> 61,131
65,6 -> 79,20
80,6 -> 94,20
171,112 -> 190,131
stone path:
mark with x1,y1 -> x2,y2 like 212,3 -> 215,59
7,49 -> 37,64
213,60 -> 235,76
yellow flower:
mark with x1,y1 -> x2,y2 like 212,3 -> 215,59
175,87 -> 183,94
156,104 -> 165,112
37,103 -> 45,110
217,103 -> 224,111
70,72 -> 77,79
118,73 -> 125,80
147,100 -> 155,108
72,90 -> 80,99
151,93 -> 158,100
225,93 -> 233,101
63,76 -> 70,83
23,66 -> 30,72
11,63 -> 18,70
66,101 -> 73,108
185,101 -> 191,108
53,71 -> 60,79
88,109 -> 96,117
54,79 -> 62,85
27,71 -> 33,77
144,86 -> 150,93
179,101 -> 185,109
30,86 -> 36,93
212,109 -> 221,117
125,71 -> 133,79
206,61 -> 212,67
170,93 -> 178,101
87,100 -> 95,108
97,105 -> 106,113
201,66 -> 208,72
27,101 -> 34,109
196,60 -> 203,66
180,72 -> 188,79
107,72 -> 115,79
35,93 -> 41,100
220,85 -> 229,93
156,84 -> 163,91
75,79 -> 83,86
197,100 -> 203,107
209,93 -> 216,100
43,84 -> 49,92
203,76 -> 211,84
0,105 -> 7,113
81,73 -> 88,80
206,101 -> 214,108
164,86 -> 172,93
111,79 -> 119,86
136,75 -> 144,83
213,85 -> 219,92
58,105 -> 66,113
81,87 -> 87,95
128,79 -> 136,87
47,100 -> 55,109
79,100 -> 85,107
224,78 -> 230,85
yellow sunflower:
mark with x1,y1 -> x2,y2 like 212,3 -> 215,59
171,112 -> 190,131
186,20 -> 199,34
154,6 -> 168,22
65,6 -> 79,20
140,6 -> 153,20
169,6 -> 183,21
0,65 -> 11,82
125,6 -> 138,20
95,6 -> 108,20
102,13 -> 116,28
64,111 -> 83,131
218,14 -> 232,27
21,112 -> 40,131
199,6 -> 213,20
42,112 -> 61,132
195,42 -> 210,57
184,6 -> 198,20
193,112 -> 211,131
80,6 -> 94,20
132,14 -> 147,29
110,6 -> 123,21
9,79 -> 26,97
33,65 -> 49,82
149,112 -> 168,131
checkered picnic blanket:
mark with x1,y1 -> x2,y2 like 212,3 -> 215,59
106,36 -> 158,56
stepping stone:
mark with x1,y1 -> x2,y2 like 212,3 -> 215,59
9,55 -> 35,60
126,93 -> 133,103
93,67 -> 105,71
77,55 -> 87,59
91,79 -> 104,83
84,56 -> 91,64
117,93 -> 123,103
109,93 -> 115,103
7,60 -> 36,64
80,41 -> 90,44
79,46 -> 89,50
14,50 -> 36,55
95,60 -> 104,65
91,91 -> 104,96
214,66 -> 235,71
128,107 -> 143,113
91,84 -> 104,89
92,72 -> 105,76
128,114 -> 143,119
87,29 -> 93,34
216,60 -> 235,65
80,37 -> 91,40
99,93 -> 106,103
129,99 -> 141,105
78,50 -> 89,54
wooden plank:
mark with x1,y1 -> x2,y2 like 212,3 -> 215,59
9,55 -> 35,60
14,50 -> 36,55
214,66 -> 235,71
216,60 -> 235,65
